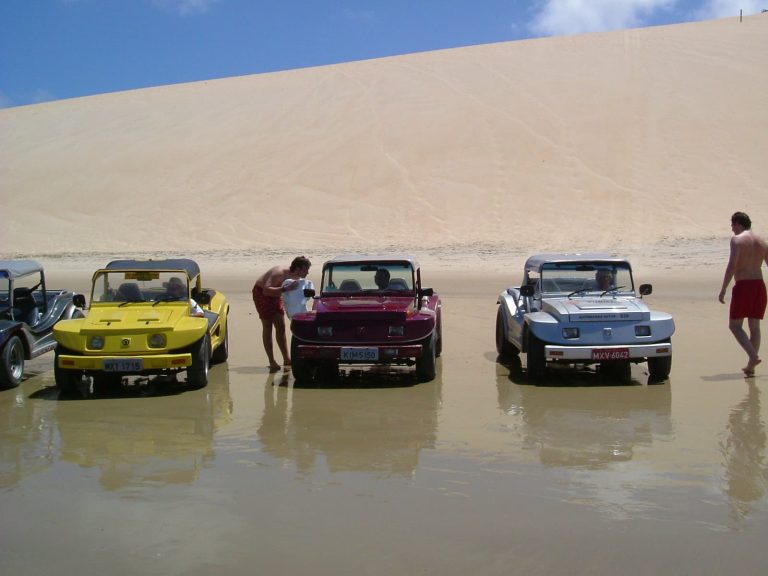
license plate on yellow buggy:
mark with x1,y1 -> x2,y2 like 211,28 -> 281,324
340,348 -> 379,361
104,358 -> 143,372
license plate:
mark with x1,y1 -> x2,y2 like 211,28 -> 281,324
340,347 -> 379,361
591,348 -> 629,360
104,358 -> 144,372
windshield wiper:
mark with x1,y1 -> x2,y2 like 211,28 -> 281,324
600,286 -> 626,297
567,288 -> 591,299
153,296 -> 182,306
118,300 -> 144,307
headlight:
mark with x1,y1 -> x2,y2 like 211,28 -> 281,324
635,325 -> 652,337
317,326 -> 333,337
89,335 -> 105,350
562,327 -> 579,339
149,333 -> 167,348
388,326 -> 404,336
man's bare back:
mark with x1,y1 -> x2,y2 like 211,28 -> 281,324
254,265 -> 290,296
731,230 -> 768,281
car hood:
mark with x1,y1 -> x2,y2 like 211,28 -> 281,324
78,305 -> 186,331
542,297 -> 650,322
314,296 -> 415,319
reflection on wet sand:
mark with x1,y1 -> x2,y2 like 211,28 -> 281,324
497,358 -> 672,468
721,381 -> 768,522
52,366 -> 233,490
0,387 -> 56,488
258,367 -> 442,475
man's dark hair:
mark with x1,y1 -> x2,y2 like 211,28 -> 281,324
290,255 -> 311,272
731,211 -> 752,230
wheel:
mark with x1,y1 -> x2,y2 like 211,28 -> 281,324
526,332 -> 546,380
0,335 -> 25,388
648,354 -> 672,383
187,335 -> 210,389
416,333 -> 437,382
600,361 -> 631,383
435,319 -> 443,358
211,320 -> 229,364
54,346 -> 83,394
495,307 -> 518,358
291,337 -> 314,383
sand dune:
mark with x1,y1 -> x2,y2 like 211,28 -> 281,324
1,16 -> 767,260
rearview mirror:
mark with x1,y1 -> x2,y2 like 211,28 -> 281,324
639,284 -> 652,296
72,294 -> 86,308
419,288 -> 434,298
303,288 -> 316,298
520,285 -> 535,297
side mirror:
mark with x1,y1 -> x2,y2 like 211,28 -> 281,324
420,288 -> 434,298
303,288 -> 316,298
520,285 -> 535,298
197,292 -> 212,305
72,294 -> 86,308
639,284 -> 653,296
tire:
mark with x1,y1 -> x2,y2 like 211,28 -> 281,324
0,335 -> 25,388
187,335 -> 210,389
495,307 -> 518,358
291,337 -> 313,383
526,332 -> 546,381
648,354 -> 672,383
416,333 -> 437,382
54,346 -> 83,394
435,319 -> 443,358
211,321 -> 229,364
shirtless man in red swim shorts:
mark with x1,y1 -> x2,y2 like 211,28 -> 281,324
252,256 -> 311,372
719,212 -> 768,376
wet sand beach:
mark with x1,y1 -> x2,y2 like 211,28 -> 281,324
1,263 -> 767,575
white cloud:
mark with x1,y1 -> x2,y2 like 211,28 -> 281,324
529,0 -> 676,37
695,0 -> 765,19
150,0 -> 219,16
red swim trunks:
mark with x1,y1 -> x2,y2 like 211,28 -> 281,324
730,279 -> 767,320
252,284 -> 284,319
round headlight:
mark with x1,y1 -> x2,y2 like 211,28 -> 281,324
149,333 -> 167,348
89,335 -> 105,350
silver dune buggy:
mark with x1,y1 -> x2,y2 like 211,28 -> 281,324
496,254 -> 674,382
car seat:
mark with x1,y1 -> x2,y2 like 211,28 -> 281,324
12,287 -> 39,325
388,278 -> 409,291
338,279 -> 362,292
116,282 -> 143,302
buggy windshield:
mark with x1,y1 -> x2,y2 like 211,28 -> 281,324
536,262 -> 634,296
322,262 -> 415,294
92,271 -> 191,304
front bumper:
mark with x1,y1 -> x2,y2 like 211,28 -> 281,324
544,342 -> 672,361
57,353 -> 192,373
296,344 -> 423,362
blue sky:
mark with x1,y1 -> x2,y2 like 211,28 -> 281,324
0,0 -> 763,108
